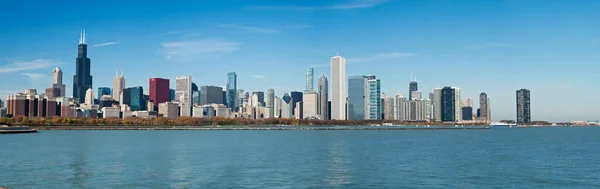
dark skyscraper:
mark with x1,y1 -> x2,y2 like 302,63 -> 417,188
73,30 -> 93,103
409,72 -> 418,100
200,86 -> 224,105
226,72 -> 237,111
517,89 -> 531,124
123,86 -> 145,111
290,91 -> 302,114
479,92 -> 489,120
441,87 -> 456,122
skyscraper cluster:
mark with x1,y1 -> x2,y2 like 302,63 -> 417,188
3,30 -> 529,123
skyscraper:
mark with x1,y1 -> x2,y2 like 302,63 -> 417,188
252,91 -> 265,106
122,86 -> 145,111
98,87 -> 111,100
348,76 -> 366,120
85,87 -> 94,108
200,86 -> 224,105
382,94 -> 394,120
113,72 -> 125,103
290,91 -> 302,114
149,78 -> 169,111
226,72 -> 237,111
303,91 -> 318,119
266,88 -> 275,118
409,74 -> 418,101
176,76 -> 192,116
281,93 -> 293,118
331,54 -> 346,120
440,86 -> 461,122
51,67 -> 66,97
479,92 -> 489,121
73,30 -> 93,103
366,76 -> 381,120
306,67 -> 314,92
517,89 -> 531,124
318,73 -> 329,120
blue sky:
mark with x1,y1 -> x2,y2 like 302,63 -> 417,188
1,0 -> 599,121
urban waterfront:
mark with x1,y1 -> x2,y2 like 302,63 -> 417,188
2,127 -> 600,188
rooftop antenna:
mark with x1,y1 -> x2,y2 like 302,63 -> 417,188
410,71 -> 413,81
82,29 -> 86,44
79,30 -> 83,44
121,70 -> 123,77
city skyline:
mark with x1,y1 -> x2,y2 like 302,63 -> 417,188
1,0 -> 599,121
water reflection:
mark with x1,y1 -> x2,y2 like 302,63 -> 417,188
324,133 -> 352,188
67,132 -> 92,188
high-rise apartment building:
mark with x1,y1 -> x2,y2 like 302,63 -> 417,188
113,72 -> 125,103
226,72 -> 237,111
479,92 -> 489,121
366,76 -> 381,120
398,98 -> 432,121
440,86 -> 461,122
176,76 -> 192,116
149,78 -> 169,111
433,88 -> 442,121
382,95 -> 394,120
517,89 -> 531,124
73,30 -> 93,103
330,55 -> 346,120
318,74 -> 329,120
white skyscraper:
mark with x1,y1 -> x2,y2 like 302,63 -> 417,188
176,76 -> 192,116
51,67 -> 66,97
382,94 -> 394,120
454,87 -> 462,121
113,71 -> 125,103
302,91 -> 318,119
84,87 -> 94,109
330,55 -> 346,120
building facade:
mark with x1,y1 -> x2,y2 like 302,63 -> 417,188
440,86 -> 461,122
149,78 -> 169,111
73,30 -> 93,103
266,88 -> 275,118
176,76 -> 192,116
98,87 -> 111,100
306,67 -> 314,92
51,67 -> 66,97
347,76 -> 366,120
302,91 -> 318,119
318,73 -> 329,120
516,89 -> 531,124
226,72 -> 237,111
113,72 -> 125,104
382,95 -> 394,120
158,102 -> 179,118
479,92 -> 489,121
366,76 -> 381,120
330,55 -> 346,120
201,86 -> 224,105
122,86 -> 145,111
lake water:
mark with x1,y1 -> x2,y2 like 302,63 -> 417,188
1,127 -> 600,188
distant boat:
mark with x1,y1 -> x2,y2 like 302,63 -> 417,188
490,122 -> 517,128
0,125 -> 37,134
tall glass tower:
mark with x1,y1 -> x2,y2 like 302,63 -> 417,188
306,67 -> 314,92
73,30 -> 93,103
516,89 -> 531,124
348,76 -> 366,120
226,72 -> 237,111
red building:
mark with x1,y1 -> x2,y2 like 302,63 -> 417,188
149,78 -> 170,111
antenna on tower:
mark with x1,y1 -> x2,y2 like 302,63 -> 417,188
83,29 -> 86,44
79,30 -> 83,44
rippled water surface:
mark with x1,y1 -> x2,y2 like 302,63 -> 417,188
2,127 -> 600,188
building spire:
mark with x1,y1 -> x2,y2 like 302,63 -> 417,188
79,30 -> 83,44
410,71 -> 413,81
83,29 -> 86,44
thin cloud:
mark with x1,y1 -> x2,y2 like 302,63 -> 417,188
283,24 -> 314,30
247,0 -> 389,11
93,42 -> 120,47
22,73 -> 46,79
348,52 -> 416,63
164,31 -> 182,35
0,59 -> 55,73
252,75 -> 266,79
217,24 -> 281,34
161,39 -> 242,60
469,42 -> 510,49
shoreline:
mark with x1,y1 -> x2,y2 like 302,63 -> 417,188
31,125 -> 491,131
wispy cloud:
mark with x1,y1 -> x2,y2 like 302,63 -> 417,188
93,42 -> 120,47
468,42 -> 510,49
247,0 -> 389,11
251,75 -> 266,79
217,24 -> 281,34
348,52 -> 416,62
164,31 -> 182,35
283,24 -> 314,30
0,59 -> 55,73
22,73 -> 46,79
161,39 -> 242,60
